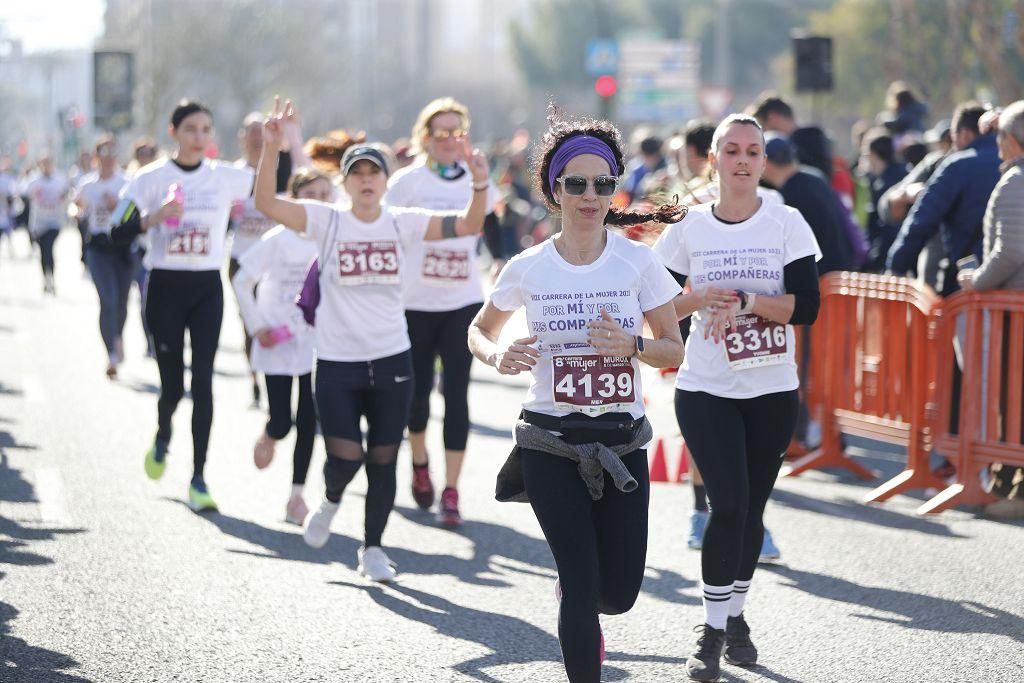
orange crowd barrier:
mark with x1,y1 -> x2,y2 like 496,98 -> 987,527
784,273 -> 948,502
919,290 -> 1024,514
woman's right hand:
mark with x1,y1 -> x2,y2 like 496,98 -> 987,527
153,196 -> 184,225
255,328 -> 276,348
699,287 -> 739,314
491,335 -> 539,375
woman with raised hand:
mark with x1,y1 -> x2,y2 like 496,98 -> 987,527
652,114 -> 821,681
232,168 -> 332,525
384,97 -> 500,526
254,99 -> 490,582
113,100 -> 254,512
468,109 -> 684,682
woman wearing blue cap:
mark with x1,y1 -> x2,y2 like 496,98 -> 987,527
468,110 -> 684,682
254,99 -> 490,582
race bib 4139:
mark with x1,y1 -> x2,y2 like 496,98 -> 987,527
552,354 -> 636,416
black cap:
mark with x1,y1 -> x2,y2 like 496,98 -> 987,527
341,144 -> 389,176
764,133 -> 796,165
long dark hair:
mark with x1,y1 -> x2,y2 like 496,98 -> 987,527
533,106 -> 685,226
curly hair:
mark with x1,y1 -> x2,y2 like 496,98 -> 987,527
303,129 -> 367,173
532,106 -> 686,227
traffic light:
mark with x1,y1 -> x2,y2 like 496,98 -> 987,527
594,75 -> 618,98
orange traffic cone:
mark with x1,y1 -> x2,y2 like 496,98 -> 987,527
649,437 -> 669,482
674,441 -> 690,483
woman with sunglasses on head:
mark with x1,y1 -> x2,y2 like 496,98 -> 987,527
468,110 -> 684,682
652,114 -> 821,681
384,97 -> 500,526
232,167 -> 332,525
73,134 -> 130,378
255,99 -> 490,581
112,100 -> 254,512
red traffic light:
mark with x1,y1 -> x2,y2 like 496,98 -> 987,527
594,75 -> 617,98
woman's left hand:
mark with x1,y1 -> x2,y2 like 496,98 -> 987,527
462,136 -> 489,184
588,309 -> 636,357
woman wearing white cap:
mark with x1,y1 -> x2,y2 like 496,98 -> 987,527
254,99 -> 490,581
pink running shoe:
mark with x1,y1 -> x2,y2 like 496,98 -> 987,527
411,464 -> 435,510
437,486 -> 463,527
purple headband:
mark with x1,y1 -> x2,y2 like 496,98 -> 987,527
547,135 -> 619,195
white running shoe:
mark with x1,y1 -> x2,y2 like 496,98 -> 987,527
303,499 -> 339,548
358,545 -> 397,582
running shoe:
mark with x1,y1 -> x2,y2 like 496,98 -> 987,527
555,579 -> 605,664
303,499 -> 339,548
285,494 -> 309,526
437,486 -> 463,527
188,480 -> 218,512
758,529 -> 781,563
411,463 -> 435,510
358,545 -> 397,582
144,438 -> 169,480
105,363 -> 118,380
253,431 -> 275,469
687,509 -> 708,550
686,624 -> 726,681
724,613 -> 758,667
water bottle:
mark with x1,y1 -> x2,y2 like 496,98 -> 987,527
165,183 -> 184,228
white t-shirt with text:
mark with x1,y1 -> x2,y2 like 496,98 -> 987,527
302,202 -> 432,362
24,173 -> 69,235
236,226 -> 317,376
652,201 -> 821,399
229,159 -> 277,259
490,230 -> 681,419
385,160 -> 499,312
122,158 -> 253,271
75,171 -> 128,235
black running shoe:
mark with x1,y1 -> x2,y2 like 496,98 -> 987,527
686,624 -> 726,681
724,614 -> 758,667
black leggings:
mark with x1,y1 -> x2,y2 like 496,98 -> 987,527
522,444 -> 649,683
405,303 -> 481,451
37,228 -> 58,277
315,353 -> 413,547
265,373 -> 316,485
675,389 -> 799,587
145,269 -> 224,482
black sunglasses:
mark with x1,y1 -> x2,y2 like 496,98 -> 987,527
556,175 -> 618,197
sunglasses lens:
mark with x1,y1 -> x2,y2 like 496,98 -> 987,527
562,176 -> 587,195
594,178 -> 617,196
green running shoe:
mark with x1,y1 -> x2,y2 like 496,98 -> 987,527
144,439 -> 169,480
188,482 -> 218,512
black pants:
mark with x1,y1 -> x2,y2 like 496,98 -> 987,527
521,436 -> 649,683
37,228 -> 58,277
145,269 -> 224,482
265,373 -> 316,485
405,303 -> 481,451
315,353 -> 414,547
675,389 -> 799,587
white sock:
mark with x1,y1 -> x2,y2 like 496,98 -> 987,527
290,484 -> 304,498
702,582 -> 732,630
729,579 -> 751,617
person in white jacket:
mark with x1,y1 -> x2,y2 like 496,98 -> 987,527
231,167 -> 331,524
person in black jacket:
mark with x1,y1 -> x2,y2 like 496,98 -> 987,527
860,130 -> 908,272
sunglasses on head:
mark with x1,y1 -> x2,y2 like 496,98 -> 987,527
431,128 -> 467,140
556,175 -> 618,197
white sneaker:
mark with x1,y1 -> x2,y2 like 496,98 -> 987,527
358,545 -> 397,582
303,499 -> 339,548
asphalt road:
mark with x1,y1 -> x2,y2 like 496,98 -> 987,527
1,228 -> 1022,682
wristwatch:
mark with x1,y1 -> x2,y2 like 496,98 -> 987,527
635,336 -> 645,356
735,290 -> 748,311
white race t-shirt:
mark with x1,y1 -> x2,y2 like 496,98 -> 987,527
229,159 -> 277,259
24,173 -> 69,234
652,201 -> 822,399
490,230 -> 681,419
75,171 -> 127,235
385,160 -> 499,312
236,226 -> 317,376
122,158 -> 253,271
302,201 -> 432,362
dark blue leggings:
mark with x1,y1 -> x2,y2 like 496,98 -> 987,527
86,244 -> 134,355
